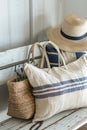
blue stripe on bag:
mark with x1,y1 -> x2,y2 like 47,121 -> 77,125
46,43 -> 87,68
33,76 -> 87,91
46,53 -> 58,63
34,84 -> 87,99
46,44 -> 57,52
33,80 -> 87,94
33,76 -> 87,99
76,52 -> 86,59
46,43 -> 59,68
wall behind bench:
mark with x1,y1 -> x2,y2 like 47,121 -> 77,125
0,0 -> 87,51
0,0 -> 62,52
0,0 -> 30,51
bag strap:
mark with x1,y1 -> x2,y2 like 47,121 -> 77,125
41,41 -> 67,69
28,42 -> 43,68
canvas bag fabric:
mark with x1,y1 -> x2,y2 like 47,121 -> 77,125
24,42 -> 87,122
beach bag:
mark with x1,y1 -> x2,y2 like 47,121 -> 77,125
45,41 -> 87,67
7,79 -> 35,119
24,42 -> 87,122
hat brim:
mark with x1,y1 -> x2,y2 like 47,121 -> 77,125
47,27 -> 87,52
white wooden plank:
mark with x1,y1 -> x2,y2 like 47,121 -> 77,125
19,110 -> 75,130
0,42 -> 45,85
0,45 -> 30,67
8,0 -> 30,49
0,118 -> 30,130
32,0 -> 61,43
7,120 -> 31,130
0,109 -> 10,123
0,118 -> 31,130
45,108 -> 87,130
0,126 -> 6,130
0,45 -> 29,86
0,0 -> 10,51
0,84 -> 10,122
0,68 -> 15,86
0,118 -> 22,130
0,42 -> 45,67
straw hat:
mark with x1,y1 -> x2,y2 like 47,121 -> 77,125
47,14 -> 87,52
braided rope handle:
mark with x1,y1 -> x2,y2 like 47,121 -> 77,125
27,41 -> 67,69
41,41 -> 67,69
28,42 -> 44,68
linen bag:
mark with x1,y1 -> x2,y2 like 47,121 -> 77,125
24,42 -> 87,122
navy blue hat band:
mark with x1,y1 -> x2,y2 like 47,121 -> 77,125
61,29 -> 87,40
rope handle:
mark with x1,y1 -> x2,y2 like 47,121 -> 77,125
28,42 -> 43,67
27,41 -> 67,69
41,41 -> 67,69
29,121 -> 43,130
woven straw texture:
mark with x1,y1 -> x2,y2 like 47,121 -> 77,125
47,14 -> 87,52
7,79 -> 35,119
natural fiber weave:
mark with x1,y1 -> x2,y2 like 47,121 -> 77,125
47,14 -> 87,52
7,79 -> 35,119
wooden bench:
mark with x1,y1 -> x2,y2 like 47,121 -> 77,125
0,42 -> 87,130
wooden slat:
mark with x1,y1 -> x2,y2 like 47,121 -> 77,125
8,120 -> 31,130
0,109 -> 10,123
0,110 -> 74,130
1,109 -> 87,130
44,108 -> 87,130
0,42 -> 44,86
0,42 -> 45,67
0,126 -> 6,130
0,45 -> 30,67
0,56 -> 41,70
19,110 -> 75,130
0,118 -> 31,130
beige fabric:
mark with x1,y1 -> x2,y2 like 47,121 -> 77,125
24,55 -> 87,122
47,14 -> 87,52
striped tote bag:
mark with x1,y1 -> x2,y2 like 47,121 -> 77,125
24,42 -> 87,122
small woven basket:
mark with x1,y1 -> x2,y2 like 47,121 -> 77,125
7,79 -> 35,119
